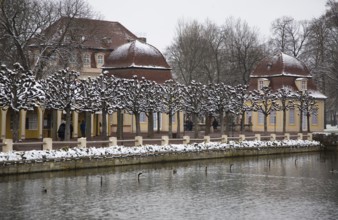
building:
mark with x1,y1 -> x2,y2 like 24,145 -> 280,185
1,18 -> 179,140
247,52 -> 326,133
102,39 -> 182,134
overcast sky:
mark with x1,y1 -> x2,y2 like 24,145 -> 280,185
87,0 -> 327,53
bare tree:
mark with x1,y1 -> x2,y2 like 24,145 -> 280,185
166,17 -> 266,86
269,16 -> 311,58
0,0 -> 95,78
165,19 -> 206,85
223,17 -> 266,85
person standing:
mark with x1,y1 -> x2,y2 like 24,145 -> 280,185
57,120 -> 66,141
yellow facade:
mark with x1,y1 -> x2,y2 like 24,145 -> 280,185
249,99 -> 325,133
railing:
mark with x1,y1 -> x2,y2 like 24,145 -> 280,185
0,133 -> 313,153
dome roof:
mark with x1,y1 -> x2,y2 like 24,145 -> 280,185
104,40 -> 170,69
250,52 -> 311,78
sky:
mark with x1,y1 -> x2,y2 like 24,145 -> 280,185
87,0 -> 328,53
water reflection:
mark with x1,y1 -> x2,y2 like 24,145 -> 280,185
0,152 -> 338,220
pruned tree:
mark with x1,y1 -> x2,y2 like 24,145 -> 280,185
159,80 -> 184,138
122,76 -> 149,136
275,87 -> 296,133
295,90 -> 318,133
249,87 -> 280,133
0,63 -> 45,142
44,68 -> 82,141
94,73 -> 124,139
142,80 -> 159,138
232,84 -> 251,132
206,83 -> 236,134
182,80 -> 208,138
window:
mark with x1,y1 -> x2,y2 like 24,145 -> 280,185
140,112 -> 147,123
312,110 -> 318,124
26,112 -> 38,130
301,80 -> 307,91
289,108 -> 295,124
258,111 -> 264,125
270,111 -> 276,124
258,80 -> 264,90
97,54 -> 104,66
153,113 -> 162,130
83,53 -> 91,67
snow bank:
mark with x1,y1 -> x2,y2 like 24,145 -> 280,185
0,140 -> 321,163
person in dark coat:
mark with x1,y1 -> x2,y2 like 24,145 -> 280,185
212,119 -> 219,130
58,121 -> 66,141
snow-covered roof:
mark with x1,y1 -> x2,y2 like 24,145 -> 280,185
104,40 -> 170,69
250,52 -> 311,78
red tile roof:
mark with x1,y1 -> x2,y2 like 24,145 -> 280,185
248,52 -> 318,92
43,17 -> 139,50
103,40 -> 172,83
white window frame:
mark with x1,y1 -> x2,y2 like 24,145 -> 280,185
258,80 -> 264,90
96,54 -> 104,67
301,80 -> 307,91
83,53 -> 91,67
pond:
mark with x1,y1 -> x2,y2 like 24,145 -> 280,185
0,151 -> 338,220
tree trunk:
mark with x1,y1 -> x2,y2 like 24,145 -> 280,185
102,108 -> 108,140
12,110 -> 20,142
65,107 -> 71,141
168,112 -> 173,138
157,112 -> 161,133
147,111 -> 154,138
299,111 -> 303,133
283,109 -> 286,133
85,112 -> 92,140
225,111 -> 230,135
264,114 -> 268,134
205,114 -> 211,135
116,109 -> 124,139
193,113 -> 198,138
52,110 -> 58,140
307,112 -> 311,133
135,112 -> 141,136
176,111 -> 181,138
240,111 -> 245,132
219,109 -> 224,135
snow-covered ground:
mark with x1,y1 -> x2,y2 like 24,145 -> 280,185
324,124 -> 338,133
0,139 -> 320,162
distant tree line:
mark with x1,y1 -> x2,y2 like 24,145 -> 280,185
165,0 -> 338,125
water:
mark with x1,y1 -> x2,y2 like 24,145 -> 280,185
1,152 -> 338,220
